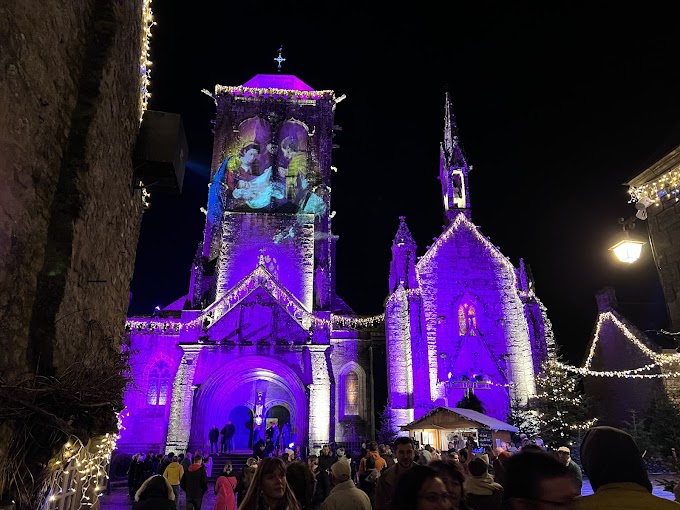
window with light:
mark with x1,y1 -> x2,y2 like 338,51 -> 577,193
147,361 -> 172,405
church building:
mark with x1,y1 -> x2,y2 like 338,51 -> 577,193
119,72 -> 554,454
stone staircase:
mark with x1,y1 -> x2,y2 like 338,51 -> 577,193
208,452 -> 252,481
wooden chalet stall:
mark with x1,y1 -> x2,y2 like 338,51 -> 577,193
401,406 -> 518,452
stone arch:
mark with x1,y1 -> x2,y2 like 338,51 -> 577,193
190,356 -> 307,449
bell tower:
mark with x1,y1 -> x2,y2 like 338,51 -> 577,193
439,92 -> 471,224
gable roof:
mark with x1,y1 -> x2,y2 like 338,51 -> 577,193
202,264 -> 310,332
416,212 -> 516,277
401,406 -> 518,432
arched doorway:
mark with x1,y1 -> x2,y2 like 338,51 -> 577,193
188,356 -> 308,454
228,405 -> 253,452
266,405 -> 291,449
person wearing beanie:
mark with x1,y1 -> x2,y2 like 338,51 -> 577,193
321,459 -> 371,510
464,455 -> 503,510
556,446 -> 582,492
579,425 -> 680,509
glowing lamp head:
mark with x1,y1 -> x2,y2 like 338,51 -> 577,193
609,239 -> 645,263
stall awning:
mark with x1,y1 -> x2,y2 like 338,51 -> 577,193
400,406 -> 518,432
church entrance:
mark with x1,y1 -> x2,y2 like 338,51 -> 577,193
228,405 -> 253,451
266,405 -> 291,448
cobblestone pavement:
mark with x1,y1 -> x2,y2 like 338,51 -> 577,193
98,476 -> 678,509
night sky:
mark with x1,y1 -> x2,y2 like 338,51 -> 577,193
129,3 -> 680,367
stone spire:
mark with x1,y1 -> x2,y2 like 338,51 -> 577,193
389,216 -> 419,293
439,91 -> 471,224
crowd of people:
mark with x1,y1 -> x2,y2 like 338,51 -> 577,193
127,425 -> 680,510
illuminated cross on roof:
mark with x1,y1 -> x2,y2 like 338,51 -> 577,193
274,46 -> 286,72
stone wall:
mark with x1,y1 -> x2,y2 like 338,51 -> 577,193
0,0 -> 145,504
647,199 -> 680,331
0,0 -> 144,376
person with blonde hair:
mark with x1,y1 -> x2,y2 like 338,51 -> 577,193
238,456 -> 301,510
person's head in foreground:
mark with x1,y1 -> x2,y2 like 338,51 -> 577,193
239,456 -> 300,510
502,450 -> 579,509
394,465 -> 460,510
579,425 -> 652,492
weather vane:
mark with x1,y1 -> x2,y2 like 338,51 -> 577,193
274,46 -> 286,72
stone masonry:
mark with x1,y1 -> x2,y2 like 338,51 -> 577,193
0,0 -> 146,505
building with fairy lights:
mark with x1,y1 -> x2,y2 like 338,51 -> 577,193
384,92 -> 554,428
119,72 -> 554,454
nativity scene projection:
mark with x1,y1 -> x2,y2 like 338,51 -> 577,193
209,117 -> 329,218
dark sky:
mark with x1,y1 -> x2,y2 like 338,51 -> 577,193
129,3 -> 680,366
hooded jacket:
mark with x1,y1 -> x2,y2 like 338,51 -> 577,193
578,425 -> 680,509
358,450 -> 387,475
180,462 -> 208,498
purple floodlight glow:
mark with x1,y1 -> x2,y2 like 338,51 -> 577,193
242,74 -> 314,91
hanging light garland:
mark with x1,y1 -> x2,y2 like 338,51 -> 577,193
41,413 -> 123,509
554,311 -> 680,378
127,265 -> 385,334
139,0 -> 155,123
629,167 -> 680,205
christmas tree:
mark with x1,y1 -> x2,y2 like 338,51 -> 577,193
530,357 -> 597,448
507,396 -> 540,440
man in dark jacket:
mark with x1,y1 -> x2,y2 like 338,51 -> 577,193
209,424 -> 220,454
180,454 -> 208,510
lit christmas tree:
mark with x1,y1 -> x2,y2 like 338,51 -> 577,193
530,357 -> 597,448
507,396 -> 540,440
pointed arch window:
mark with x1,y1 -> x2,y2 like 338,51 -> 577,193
458,303 -> 478,336
147,361 -> 172,406
345,371 -> 359,415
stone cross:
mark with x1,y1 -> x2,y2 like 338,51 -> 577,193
274,46 -> 286,72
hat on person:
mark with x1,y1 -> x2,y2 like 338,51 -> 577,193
557,446 -> 571,453
330,460 -> 351,482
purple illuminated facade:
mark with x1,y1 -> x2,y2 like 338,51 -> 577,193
120,75 -> 552,454
121,74 -> 374,454
384,93 -> 553,428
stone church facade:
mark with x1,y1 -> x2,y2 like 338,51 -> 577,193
120,74 -> 554,454
384,93 -> 553,428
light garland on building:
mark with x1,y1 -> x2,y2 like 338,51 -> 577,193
417,213 -> 517,277
629,167 -> 680,204
126,265 -> 385,335
213,85 -> 335,103
42,413 -> 122,509
139,0 -> 154,123
552,311 -> 680,378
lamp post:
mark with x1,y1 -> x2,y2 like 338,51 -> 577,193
609,216 -> 645,263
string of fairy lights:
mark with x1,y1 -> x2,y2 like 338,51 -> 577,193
628,166 -> 680,205
139,0 -> 154,123
42,413 -> 123,509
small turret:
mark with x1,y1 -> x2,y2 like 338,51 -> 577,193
439,92 -> 471,224
389,216 -> 419,293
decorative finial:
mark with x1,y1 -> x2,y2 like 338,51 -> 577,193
274,46 -> 286,72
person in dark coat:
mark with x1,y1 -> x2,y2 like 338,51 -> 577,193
127,453 -> 141,498
209,424 -> 220,454
133,474 -> 176,510
180,454 -> 208,510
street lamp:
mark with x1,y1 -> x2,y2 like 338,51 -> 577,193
609,216 -> 645,263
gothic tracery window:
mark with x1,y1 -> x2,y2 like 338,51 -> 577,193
147,361 -> 172,406
458,302 -> 478,336
345,371 -> 359,415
